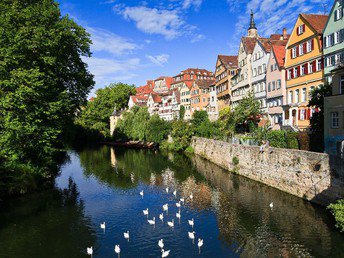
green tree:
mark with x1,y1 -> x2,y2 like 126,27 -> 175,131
170,120 -> 194,151
218,106 -> 235,137
179,105 -> 185,120
233,92 -> 261,133
76,83 -> 136,137
0,1 -> 94,173
146,114 -> 171,143
131,107 -> 150,141
308,83 -> 332,152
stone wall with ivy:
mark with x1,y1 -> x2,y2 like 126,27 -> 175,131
191,137 -> 344,206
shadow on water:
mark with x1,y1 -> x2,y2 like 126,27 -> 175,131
0,177 -> 96,258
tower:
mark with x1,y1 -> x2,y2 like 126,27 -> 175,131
248,10 -> 258,38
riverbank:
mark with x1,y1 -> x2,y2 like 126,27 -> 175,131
103,140 -> 158,150
191,137 -> 344,207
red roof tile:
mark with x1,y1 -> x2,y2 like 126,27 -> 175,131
242,37 -> 264,54
218,55 -> 238,69
194,79 -> 215,89
272,45 -> 287,68
151,93 -> 162,103
301,14 -> 329,34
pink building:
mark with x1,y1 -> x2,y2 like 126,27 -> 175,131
266,45 -> 288,130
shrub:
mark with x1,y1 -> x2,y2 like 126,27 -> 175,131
146,115 -> 171,143
328,199 -> 344,232
232,156 -> 239,166
185,146 -> 194,154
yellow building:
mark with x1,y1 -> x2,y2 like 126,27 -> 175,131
284,14 -> 328,131
214,55 -> 238,111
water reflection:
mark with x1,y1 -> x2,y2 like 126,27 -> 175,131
0,177 -> 96,258
1,146 -> 343,258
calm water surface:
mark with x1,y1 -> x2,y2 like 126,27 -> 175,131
0,146 -> 343,257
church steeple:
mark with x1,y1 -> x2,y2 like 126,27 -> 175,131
248,10 -> 258,38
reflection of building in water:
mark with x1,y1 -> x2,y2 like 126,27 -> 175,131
161,168 -> 176,188
180,177 -> 212,210
110,147 -> 117,167
191,154 -> 334,257
150,173 -> 156,185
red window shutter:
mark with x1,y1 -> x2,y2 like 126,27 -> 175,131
297,26 -> 300,36
303,43 -> 306,53
321,59 -> 324,69
290,50 -> 293,59
298,110 -> 301,118
302,24 -> 306,33
311,39 -> 314,50
307,108 -> 311,120
305,63 -> 308,74
296,46 -> 299,56
291,68 -> 294,78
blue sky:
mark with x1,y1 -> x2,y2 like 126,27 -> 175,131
57,0 -> 330,96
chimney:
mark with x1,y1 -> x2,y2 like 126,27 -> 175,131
283,28 -> 287,39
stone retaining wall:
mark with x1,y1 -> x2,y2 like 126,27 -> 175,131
191,137 -> 344,206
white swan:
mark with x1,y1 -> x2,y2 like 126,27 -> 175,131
87,247 -> 93,256
100,222 -> 106,231
165,187 -> 169,193
188,218 -> 194,228
176,211 -> 181,219
124,231 -> 129,241
161,249 -> 170,257
270,202 -> 274,208
180,198 -> 185,204
167,219 -> 174,228
176,201 -> 181,208
148,217 -> 156,225
159,213 -> 164,221
114,245 -> 120,258
158,239 -> 164,249
163,204 -> 168,212
189,194 -> 193,200
188,231 -> 195,244
173,190 -> 177,197
140,190 -> 144,198
143,208 -> 149,216
198,238 -> 203,253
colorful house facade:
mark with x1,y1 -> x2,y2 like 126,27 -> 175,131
284,13 -> 328,131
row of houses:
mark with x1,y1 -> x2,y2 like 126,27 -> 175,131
126,0 -> 344,155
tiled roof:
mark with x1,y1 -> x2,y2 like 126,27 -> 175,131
131,95 -> 148,106
218,55 -> 238,69
241,37 -> 263,54
194,79 -> 215,89
184,80 -> 194,89
151,93 -> 162,103
181,68 -> 213,75
301,14 -> 329,34
272,45 -> 287,68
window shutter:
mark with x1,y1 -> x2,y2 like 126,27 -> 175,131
297,26 -> 300,36
305,63 -> 308,74
313,60 -> 317,70
311,39 -> 314,50
303,42 -> 306,53
291,69 -> 294,79
296,46 -> 299,56
298,109 -> 301,118
302,24 -> 306,33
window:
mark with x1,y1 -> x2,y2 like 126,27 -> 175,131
341,76 -> 344,94
306,40 -> 312,52
335,8 -> 343,21
295,89 -> 299,103
334,31 -> 340,44
300,65 -> 305,76
272,81 -> 276,90
302,88 -> 307,102
289,91 -> 293,104
297,24 -> 305,35
292,47 -> 297,58
277,80 -> 281,89
299,44 -> 304,55
288,69 -> 292,80
268,82 -> 271,92
293,67 -> 298,78
308,62 -> 314,73
271,65 -> 274,72
274,63 -> 278,70
331,112 -> 339,128
316,59 -> 322,71
263,64 -> 267,73
300,109 -> 306,120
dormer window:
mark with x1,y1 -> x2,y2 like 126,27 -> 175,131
297,24 -> 305,35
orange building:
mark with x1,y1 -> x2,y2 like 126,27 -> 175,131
284,14 -> 328,131
190,80 -> 214,116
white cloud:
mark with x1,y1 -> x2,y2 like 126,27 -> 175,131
182,0 -> 203,10
85,57 -> 140,87
146,54 -> 170,66
87,27 -> 138,55
114,4 -> 204,41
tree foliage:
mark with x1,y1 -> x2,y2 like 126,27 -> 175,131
328,199 -> 344,232
146,114 -> 171,143
307,83 -> 332,152
0,0 -> 94,174
76,83 -> 136,137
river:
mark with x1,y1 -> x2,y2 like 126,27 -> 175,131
0,146 -> 343,257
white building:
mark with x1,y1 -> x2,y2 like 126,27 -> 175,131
207,83 -> 219,121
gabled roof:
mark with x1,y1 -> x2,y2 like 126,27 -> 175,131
181,68 -> 213,75
272,45 -> 287,68
218,55 -> 238,69
172,88 -> 181,103
150,93 -> 162,103
131,95 -> 148,106
194,79 -> 215,89
241,37 -> 259,54
300,13 -> 329,34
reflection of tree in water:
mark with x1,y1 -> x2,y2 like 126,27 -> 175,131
191,154 -> 344,257
0,177 -> 96,258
